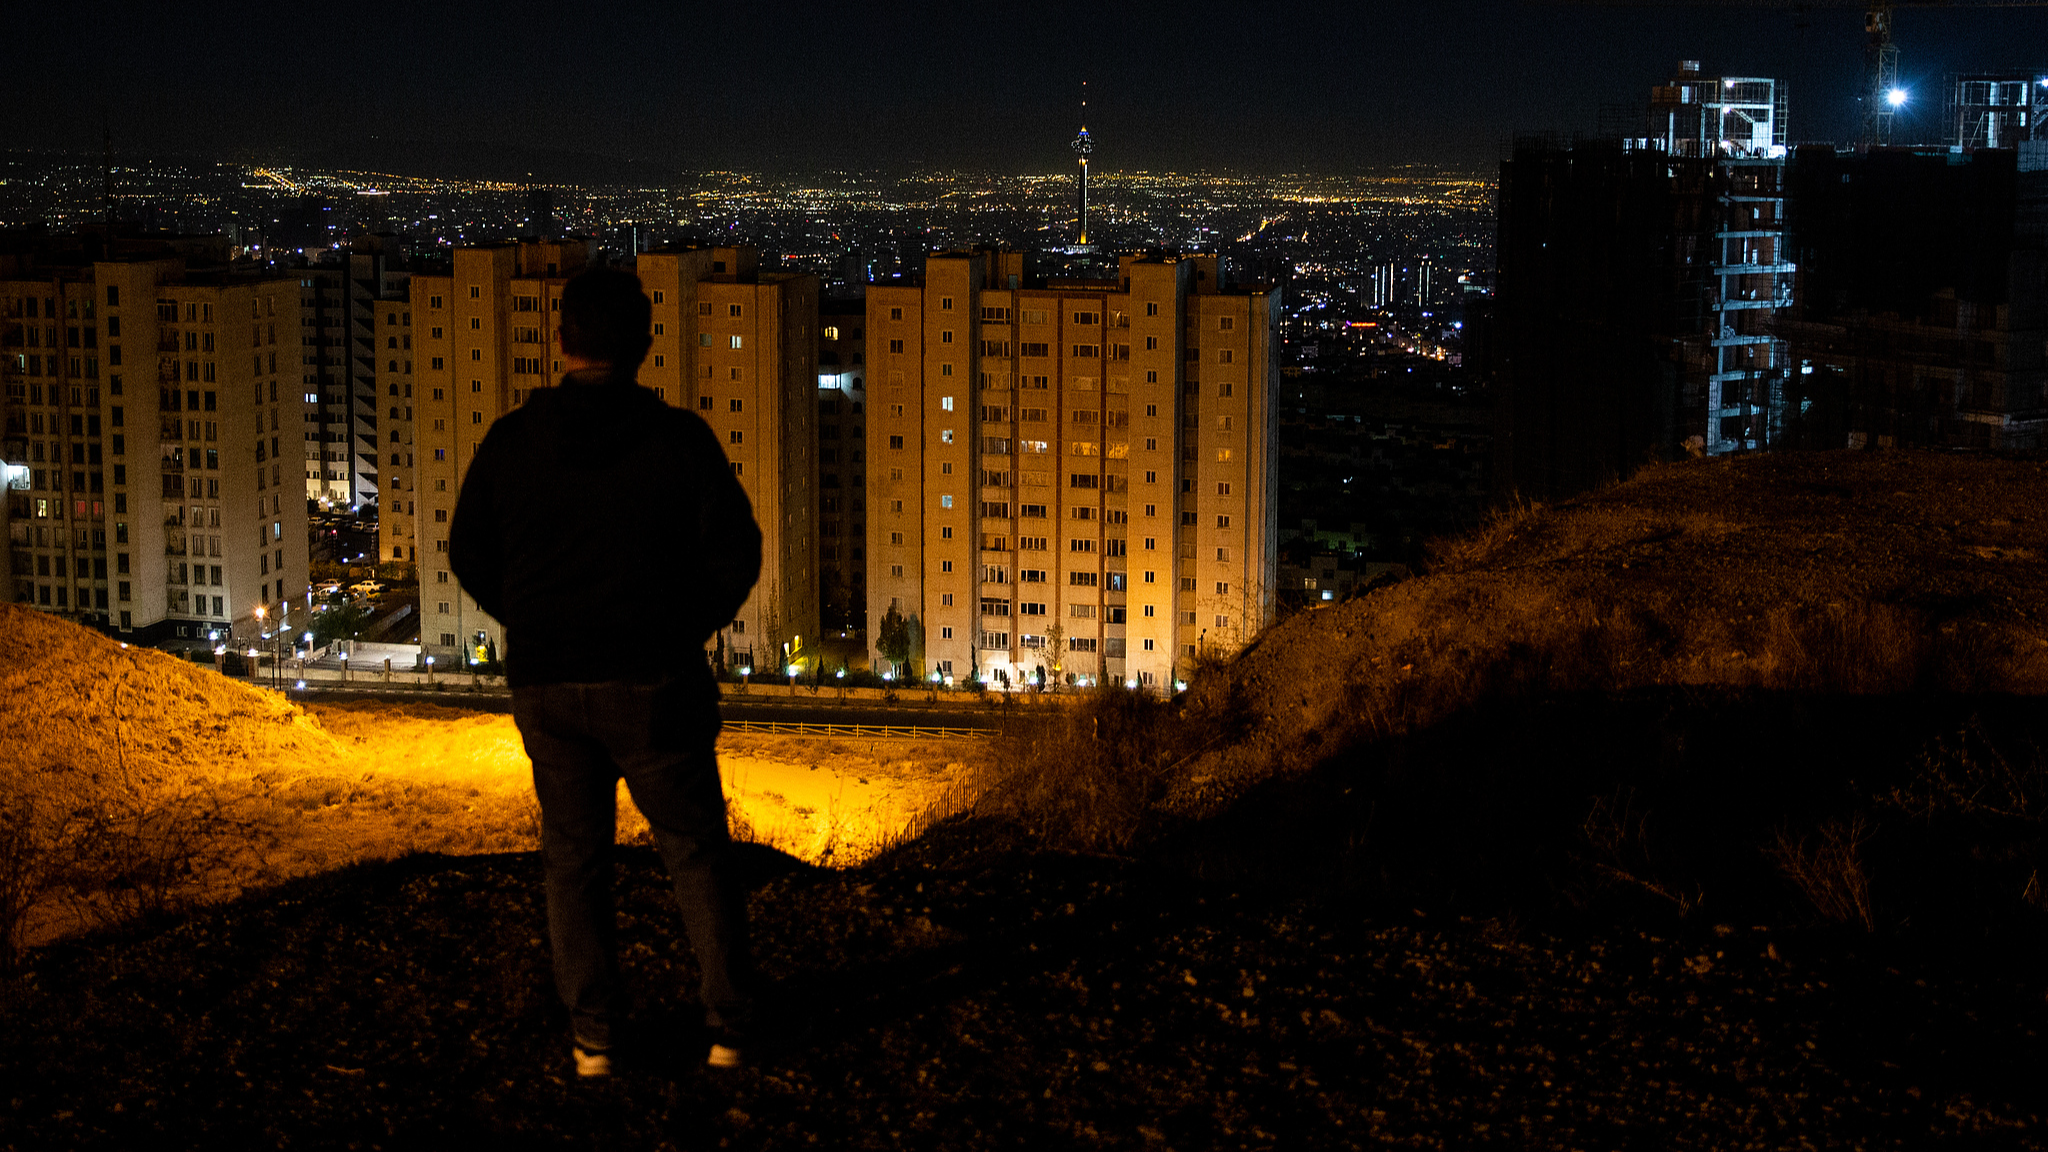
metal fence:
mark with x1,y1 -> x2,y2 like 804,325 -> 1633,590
721,720 -> 993,740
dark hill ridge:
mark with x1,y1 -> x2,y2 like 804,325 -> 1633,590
1173,450 -> 2048,812
5,449 -> 2048,1148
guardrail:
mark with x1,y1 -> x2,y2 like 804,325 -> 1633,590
722,720 -> 992,740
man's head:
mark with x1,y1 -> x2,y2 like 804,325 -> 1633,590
557,266 -> 653,370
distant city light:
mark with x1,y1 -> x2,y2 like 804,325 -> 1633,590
1886,87 -> 1909,108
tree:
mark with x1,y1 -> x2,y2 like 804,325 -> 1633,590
877,603 -> 912,677
310,602 -> 369,648
1045,621 -> 1066,681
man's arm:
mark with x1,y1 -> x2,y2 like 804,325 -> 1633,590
448,426 -> 509,621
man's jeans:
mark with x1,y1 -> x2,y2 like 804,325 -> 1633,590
512,677 -> 753,1049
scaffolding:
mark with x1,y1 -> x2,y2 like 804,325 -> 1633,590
1948,72 -> 2048,149
1707,159 -> 1793,452
1646,64 -> 1793,454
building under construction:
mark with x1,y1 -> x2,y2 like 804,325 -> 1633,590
1498,61 -> 2048,499
1776,142 -> 2048,450
1497,62 -> 1791,499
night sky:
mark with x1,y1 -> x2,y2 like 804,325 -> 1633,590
11,0 -> 2048,175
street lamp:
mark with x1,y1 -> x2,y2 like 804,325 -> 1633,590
339,650 -> 348,683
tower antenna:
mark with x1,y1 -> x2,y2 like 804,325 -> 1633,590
1071,81 -> 1093,246
102,106 -> 114,229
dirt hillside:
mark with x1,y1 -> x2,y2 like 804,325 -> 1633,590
0,604 -> 348,805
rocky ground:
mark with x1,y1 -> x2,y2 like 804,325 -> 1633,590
1,819 -> 2041,1151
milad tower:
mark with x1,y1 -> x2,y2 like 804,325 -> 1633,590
1072,83 -> 1094,249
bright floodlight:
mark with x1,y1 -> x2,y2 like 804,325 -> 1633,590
1886,87 -> 1908,108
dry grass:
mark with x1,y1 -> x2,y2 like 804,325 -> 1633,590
972,687 -> 1197,855
1767,816 -> 1878,932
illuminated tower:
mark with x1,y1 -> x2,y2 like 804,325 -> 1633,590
1072,84 -> 1093,247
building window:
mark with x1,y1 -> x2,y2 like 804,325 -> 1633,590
729,336 -> 743,349
729,304 -> 742,317
730,430 -> 742,444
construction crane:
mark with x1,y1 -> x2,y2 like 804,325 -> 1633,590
1557,1 -> 2048,145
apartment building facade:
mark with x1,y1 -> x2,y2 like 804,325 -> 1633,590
865,249 -> 1278,692
2,243 -> 310,651
818,297 -> 867,633
398,242 -> 818,672
300,235 -> 408,510
637,245 -> 819,673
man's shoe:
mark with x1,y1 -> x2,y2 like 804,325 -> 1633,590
573,1042 -> 613,1078
707,1026 -> 744,1069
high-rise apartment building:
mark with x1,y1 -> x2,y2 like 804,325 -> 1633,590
400,242 -> 818,672
2,239 -> 310,651
818,297 -> 867,633
636,245 -> 819,673
865,249 -> 1278,692
300,235 -> 408,511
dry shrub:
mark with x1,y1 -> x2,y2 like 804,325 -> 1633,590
0,787 -> 89,967
1890,720 -> 2048,825
1426,495 -> 1544,574
0,774 -> 279,966
1578,786 -> 1703,916
1767,815 -> 1876,931
977,688 -> 1189,854
1758,601 -> 1923,693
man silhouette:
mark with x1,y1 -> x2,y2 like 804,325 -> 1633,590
449,264 -> 761,1076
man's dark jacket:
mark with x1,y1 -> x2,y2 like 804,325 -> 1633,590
448,369 -> 761,687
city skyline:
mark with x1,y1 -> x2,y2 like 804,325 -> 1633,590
12,1 -> 2048,175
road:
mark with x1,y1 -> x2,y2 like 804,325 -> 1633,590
294,686 -> 1006,732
